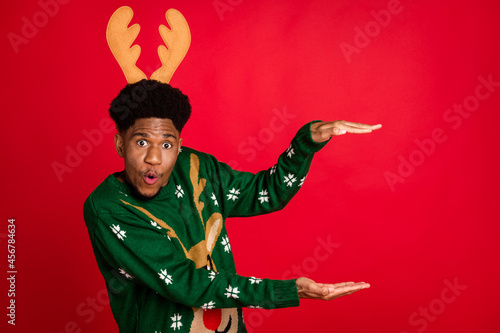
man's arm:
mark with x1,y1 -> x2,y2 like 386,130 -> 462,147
209,121 -> 329,218
208,120 -> 381,219
85,203 -> 299,310
204,120 -> 380,300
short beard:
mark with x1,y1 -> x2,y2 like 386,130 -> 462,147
122,175 -> 161,201
130,185 -> 160,201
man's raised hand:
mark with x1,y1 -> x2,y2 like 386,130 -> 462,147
296,277 -> 370,301
311,120 -> 382,143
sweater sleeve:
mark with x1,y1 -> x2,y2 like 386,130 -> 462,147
85,200 -> 299,310
211,121 -> 329,218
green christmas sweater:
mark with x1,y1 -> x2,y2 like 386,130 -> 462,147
83,121 -> 328,333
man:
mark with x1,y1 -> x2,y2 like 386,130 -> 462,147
83,79 -> 381,332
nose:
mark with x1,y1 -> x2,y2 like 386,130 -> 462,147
144,146 -> 162,165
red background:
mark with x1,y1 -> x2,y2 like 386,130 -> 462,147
2,0 -> 500,332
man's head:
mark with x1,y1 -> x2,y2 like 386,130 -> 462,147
109,80 -> 191,200
109,79 -> 191,133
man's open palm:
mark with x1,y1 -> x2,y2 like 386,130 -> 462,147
296,277 -> 370,300
311,120 -> 382,143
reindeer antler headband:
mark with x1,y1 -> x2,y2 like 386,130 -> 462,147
106,6 -> 191,84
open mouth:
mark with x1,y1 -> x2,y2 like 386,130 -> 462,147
143,171 -> 159,185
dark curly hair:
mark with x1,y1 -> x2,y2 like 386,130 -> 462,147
109,79 -> 191,133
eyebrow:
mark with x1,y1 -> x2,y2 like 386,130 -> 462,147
131,132 -> 177,140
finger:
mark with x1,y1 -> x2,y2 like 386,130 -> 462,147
332,281 -> 369,288
321,281 -> 366,293
338,121 -> 382,129
336,124 -> 378,134
315,283 -> 337,296
322,123 -> 381,136
325,287 -> 369,300
331,283 -> 370,296
323,282 -> 355,292
332,127 -> 347,135
323,286 -> 364,300
309,283 -> 330,296
325,282 -> 369,294
338,282 -> 370,290
330,282 -> 355,288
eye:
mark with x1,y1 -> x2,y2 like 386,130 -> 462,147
162,142 -> 172,149
137,139 -> 147,147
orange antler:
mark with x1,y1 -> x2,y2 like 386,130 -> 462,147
106,6 -> 147,84
150,9 -> 191,83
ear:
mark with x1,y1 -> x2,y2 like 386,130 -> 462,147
178,138 -> 183,154
114,133 -> 125,157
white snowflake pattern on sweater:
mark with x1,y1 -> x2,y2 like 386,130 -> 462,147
284,173 -> 297,187
159,269 -> 173,285
170,314 -> 182,330
249,277 -> 262,284
118,268 -> 133,279
286,144 -> 295,158
208,271 -> 218,281
224,285 -> 240,299
175,185 -> 184,198
258,189 -> 270,204
210,193 -> 219,206
221,236 -> 231,253
150,220 -> 162,230
201,301 -> 216,310
111,224 -> 126,240
226,188 -> 240,201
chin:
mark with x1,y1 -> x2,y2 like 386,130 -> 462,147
130,185 -> 161,201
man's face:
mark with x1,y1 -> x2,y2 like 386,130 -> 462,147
114,117 -> 182,200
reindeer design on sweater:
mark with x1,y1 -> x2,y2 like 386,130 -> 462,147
121,153 -> 238,333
